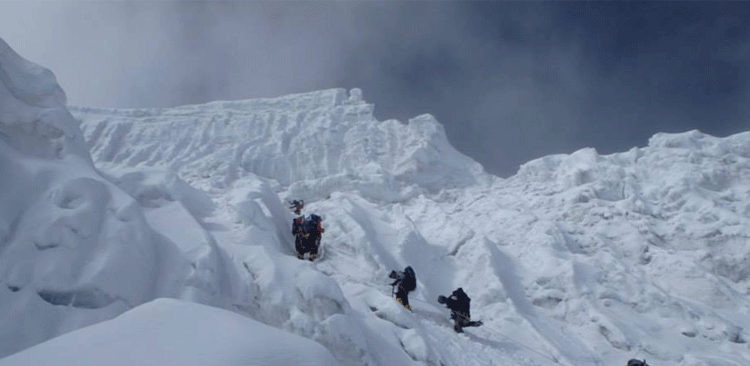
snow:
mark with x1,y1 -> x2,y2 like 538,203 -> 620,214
0,298 -> 341,366
2,35 -> 750,366
73,86 -> 487,199
0,37 -> 88,161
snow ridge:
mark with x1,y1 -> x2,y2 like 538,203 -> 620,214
0,38 -> 236,359
72,87 -> 487,202
0,38 -> 88,161
0,298 -> 341,366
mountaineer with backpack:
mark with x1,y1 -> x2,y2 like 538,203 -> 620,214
389,266 -> 417,311
289,199 -> 324,261
438,287 -> 482,333
292,213 -> 325,261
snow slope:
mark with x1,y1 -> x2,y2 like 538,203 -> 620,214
70,86 -> 750,366
0,37 -> 194,357
0,37 -> 358,365
0,298 -> 341,366
402,131 -> 750,366
3,35 -> 750,366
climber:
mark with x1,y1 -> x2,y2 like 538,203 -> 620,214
389,266 -> 417,311
292,215 -> 306,258
293,213 -> 324,261
627,359 -> 649,366
438,287 -> 482,333
289,199 -> 305,215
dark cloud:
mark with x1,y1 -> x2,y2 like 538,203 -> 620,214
0,1 -> 748,176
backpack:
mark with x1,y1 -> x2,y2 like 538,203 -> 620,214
452,288 -> 470,307
627,360 -> 648,366
401,266 -> 416,292
304,214 -> 322,234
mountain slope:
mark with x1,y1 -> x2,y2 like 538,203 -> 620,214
409,132 -> 750,364
0,37 -> 214,357
72,84 -> 750,366
2,34 -> 750,366
0,37 -> 347,364
73,88 -> 487,200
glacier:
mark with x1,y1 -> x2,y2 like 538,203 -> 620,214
1,35 -> 750,366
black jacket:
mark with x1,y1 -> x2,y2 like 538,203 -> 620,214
627,360 -> 648,366
445,288 -> 471,315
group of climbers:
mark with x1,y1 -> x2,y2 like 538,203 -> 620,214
287,198 -> 657,362
288,199 -> 482,333
389,265 -> 483,333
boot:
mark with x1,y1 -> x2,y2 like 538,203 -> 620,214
296,252 -> 304,260
309,253 -> 317,261
396,297 -> 412,311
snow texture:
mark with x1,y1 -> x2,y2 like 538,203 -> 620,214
73,86 -> 487,199
0,298 -> 341,366
2,35 -> 750,366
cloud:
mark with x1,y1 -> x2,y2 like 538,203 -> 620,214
1,2 -> 748,177
0,2 -> 598,175
332,3 -> 597,174
1,2 -> 193,107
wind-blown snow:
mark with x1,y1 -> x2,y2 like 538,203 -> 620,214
2,35 -> 750,366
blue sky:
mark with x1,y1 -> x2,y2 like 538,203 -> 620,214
1,1 -> 748,176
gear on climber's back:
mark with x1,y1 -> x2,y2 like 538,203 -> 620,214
303,214 -> 324,234
289,199 -> 305,215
